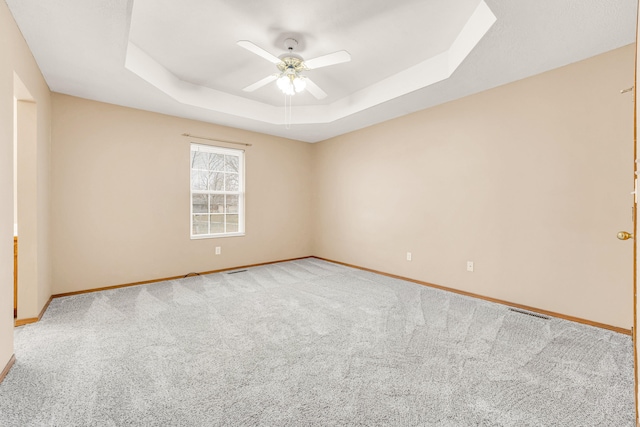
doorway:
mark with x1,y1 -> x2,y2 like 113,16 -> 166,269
13,73 -> 36,322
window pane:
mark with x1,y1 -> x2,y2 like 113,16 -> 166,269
210,195 -> 225,213
209,172 -> 224,191
192,215 -> 209,235
191,170 -> 209,191
226,195 -> 238,213
192,194 -> 208,213
210,214 -> 224,234
225,173 -> 239,191
226,214 -> 239,233
191,151 -> 209,170
225,155 -> 239,173
210,154 -> 225,172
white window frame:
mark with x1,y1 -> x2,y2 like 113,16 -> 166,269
190,143 -> 245,239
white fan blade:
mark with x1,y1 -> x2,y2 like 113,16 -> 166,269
237,40 -> 282,64
243,74 -> 278,92
303,50 -> 351,70
304,78 -> 327,100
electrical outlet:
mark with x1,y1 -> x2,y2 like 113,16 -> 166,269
467,261 -> 474,272
215,246 -> 221,255
406,252 -> 412,261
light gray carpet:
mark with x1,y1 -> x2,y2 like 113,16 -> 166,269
0,258 -> 634,426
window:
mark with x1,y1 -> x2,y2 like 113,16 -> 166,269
190,143 -> 245,238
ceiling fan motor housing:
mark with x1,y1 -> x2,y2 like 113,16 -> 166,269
278,57 -> 306,73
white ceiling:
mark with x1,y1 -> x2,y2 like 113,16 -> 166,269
5,0 -> 637,143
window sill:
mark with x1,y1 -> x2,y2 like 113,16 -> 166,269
190,232 -> 245,240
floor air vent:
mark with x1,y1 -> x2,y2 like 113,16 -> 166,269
227,269 -> 248,275
508,308 -> 550,320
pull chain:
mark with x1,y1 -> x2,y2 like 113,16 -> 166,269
284,94 -> 292,129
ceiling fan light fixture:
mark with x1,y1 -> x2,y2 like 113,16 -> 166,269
293,76 -> 306,93
277,74 -> 295,95
276,70 -> 307,96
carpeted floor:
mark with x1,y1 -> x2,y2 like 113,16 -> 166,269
0,258 -> 634,426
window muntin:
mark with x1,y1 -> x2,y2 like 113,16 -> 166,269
190,144 -> 245,238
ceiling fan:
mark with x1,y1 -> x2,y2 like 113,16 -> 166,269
237,38 -> 351,100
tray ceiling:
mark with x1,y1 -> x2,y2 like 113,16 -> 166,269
5,0 -> 637,142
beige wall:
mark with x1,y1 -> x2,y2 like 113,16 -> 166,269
313,45 -> 635,329
51,94 -> 313,294
0,0 -> 52,373
16,100 -> 39,318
